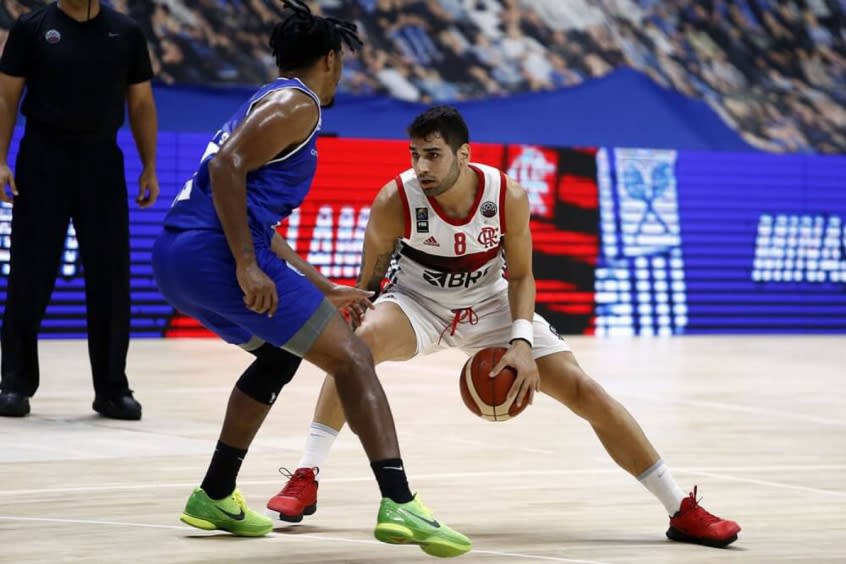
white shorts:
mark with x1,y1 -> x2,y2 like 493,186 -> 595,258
376,286 -> 571,359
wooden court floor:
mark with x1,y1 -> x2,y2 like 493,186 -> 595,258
0,336 -> 843,563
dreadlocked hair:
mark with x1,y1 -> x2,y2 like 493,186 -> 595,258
269,0 -> 363,72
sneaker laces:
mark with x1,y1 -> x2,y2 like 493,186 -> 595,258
277,466 -> 318,496
684,486 -> 720,525
232,489 -> 248,511
410,493 -> 433,516
438,307 -> 479,343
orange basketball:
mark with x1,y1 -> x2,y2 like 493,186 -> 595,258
459,347 -> 527,422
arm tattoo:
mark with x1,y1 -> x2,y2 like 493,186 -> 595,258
370,252 -> 393,285
358,247 -> 395,294
356,246 -> 368,288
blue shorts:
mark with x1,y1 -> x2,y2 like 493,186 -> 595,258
152,228 -> 330,355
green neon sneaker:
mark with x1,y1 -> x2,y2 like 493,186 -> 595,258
179,487 -> 273,537
374,495 -> 472,558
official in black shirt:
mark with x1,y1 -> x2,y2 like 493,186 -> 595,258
0,0 -> 159,420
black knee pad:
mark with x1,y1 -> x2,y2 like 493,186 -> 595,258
236,344 -> 302,405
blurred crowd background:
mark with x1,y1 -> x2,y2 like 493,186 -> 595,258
2,0 -> 845,153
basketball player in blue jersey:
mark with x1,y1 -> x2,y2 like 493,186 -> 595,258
270,106 -> 742,549
151,2 -> 470,556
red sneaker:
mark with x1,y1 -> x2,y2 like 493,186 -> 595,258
266,467 -> 319,523
667,486 -> 741,548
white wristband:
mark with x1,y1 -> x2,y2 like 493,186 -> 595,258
509,318 -> 534,348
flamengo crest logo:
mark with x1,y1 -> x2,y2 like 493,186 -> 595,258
507,146 -> 555,217
477,226 -> 498,248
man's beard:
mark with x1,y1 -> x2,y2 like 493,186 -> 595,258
424,162 -> 460,197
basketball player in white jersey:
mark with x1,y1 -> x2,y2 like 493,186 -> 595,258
268,106 -> 741,548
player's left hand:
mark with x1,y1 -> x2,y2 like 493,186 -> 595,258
136,167 -> 160,208
490,340 -> 540,409
326,284 -> 374,323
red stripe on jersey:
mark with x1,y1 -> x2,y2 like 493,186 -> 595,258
399,242 -> 501,273
498,170 -> 508,234
395,175 -> 411,238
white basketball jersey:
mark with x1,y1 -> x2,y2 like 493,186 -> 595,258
386,163 -> 508,310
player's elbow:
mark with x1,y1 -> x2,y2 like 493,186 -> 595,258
207,152 -> 239,180
507,270 -> 535,286
507,274 -> 536,297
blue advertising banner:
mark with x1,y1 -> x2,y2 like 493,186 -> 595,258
595,148 -> 846,334
2,128 -> 844,337
0,129 -> 204,338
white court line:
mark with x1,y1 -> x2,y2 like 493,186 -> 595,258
2,465 -> 845,498
620,392 -> 846,427
0,516 -> 611,564
0,515 -> 181,530
678,470 -> 846,498
675,464 -> 846,472
471,551 -> 609,563
0,469 -> 621,497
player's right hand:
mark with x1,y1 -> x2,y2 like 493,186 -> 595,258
237,262 -> 278,317
0,163 -> 18,204
490,340 -> 540,409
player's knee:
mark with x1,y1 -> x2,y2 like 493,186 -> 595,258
348,337 -> 375,373
236,344 -> 302,405
354,322 -> 376,345
354,323 -> 382,357
552,358 -> 601,409
571,373 -> 610,413
334,337 -> 375,381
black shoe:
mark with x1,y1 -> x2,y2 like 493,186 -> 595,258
0,391 -> 31,417
93,392 -> 142,421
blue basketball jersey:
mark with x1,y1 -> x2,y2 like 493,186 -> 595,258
163,78 -> 322,245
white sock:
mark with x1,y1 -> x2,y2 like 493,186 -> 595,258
637,459 -> 686,516
296,422 -> 339,479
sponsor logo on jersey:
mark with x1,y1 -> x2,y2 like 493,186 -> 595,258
480,201 -> 497,218
416,207 -> 429,220
416,220 -> 429,233
45,29 -> 61,44
423,236 -> 440,247
422,266 -> 491,289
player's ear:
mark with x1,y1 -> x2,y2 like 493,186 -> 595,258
324,49 -> 337,72
457,143 -> 470,164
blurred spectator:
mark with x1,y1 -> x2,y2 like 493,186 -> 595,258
2,0 -> 845,153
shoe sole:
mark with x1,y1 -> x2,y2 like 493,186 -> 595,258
268,503 -> 317,523
374,523 -> 471,558
179,512 -> 272,537
666,527 -> 739,548
93,407 -> 141,421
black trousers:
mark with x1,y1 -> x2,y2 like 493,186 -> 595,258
1,128 -> 131,398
